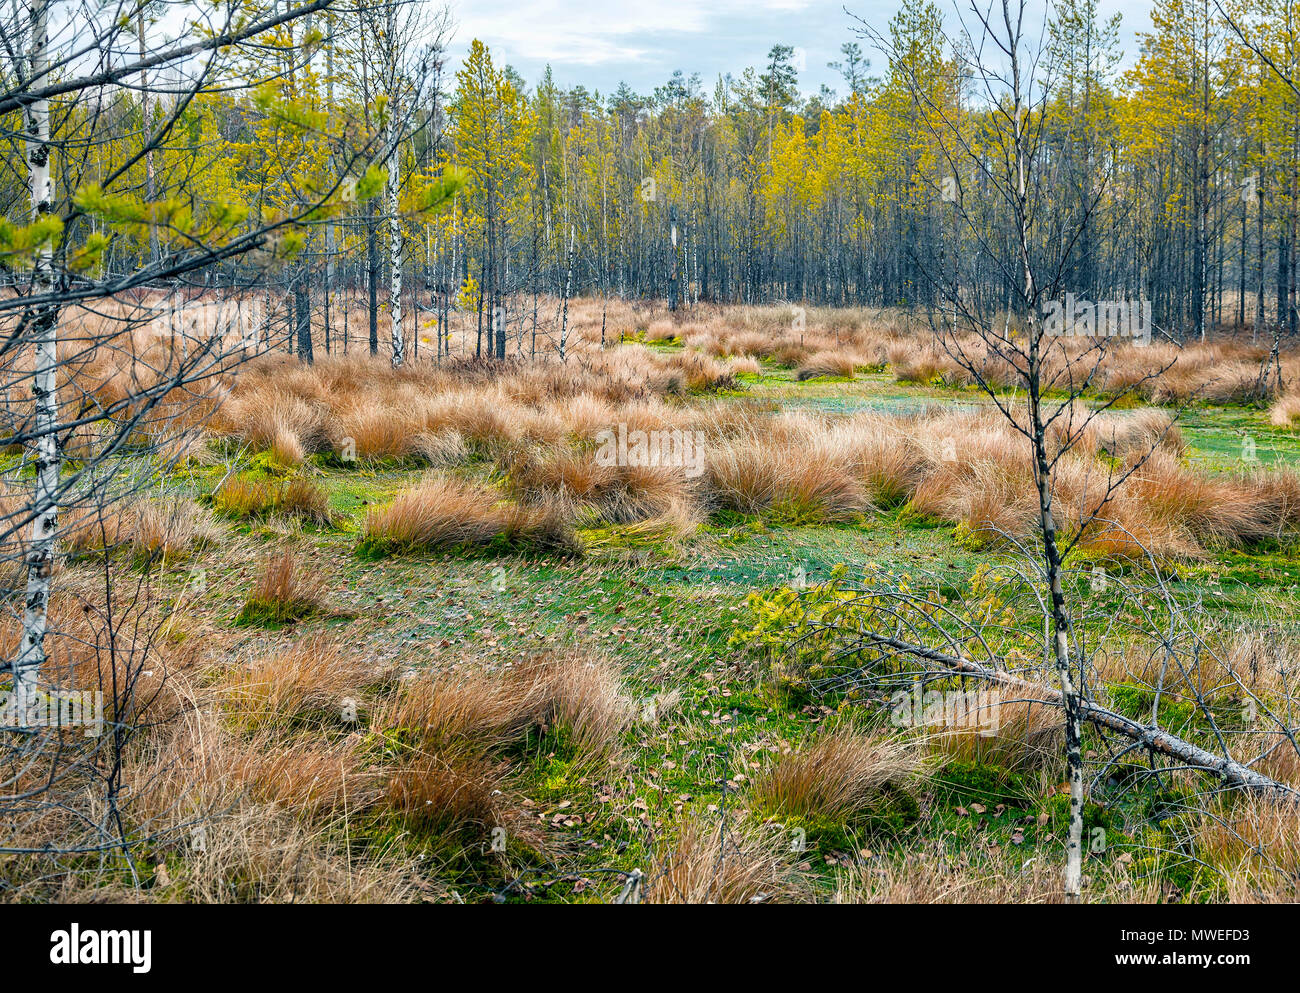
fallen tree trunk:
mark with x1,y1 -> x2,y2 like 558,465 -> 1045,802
856,630 -> 1299,799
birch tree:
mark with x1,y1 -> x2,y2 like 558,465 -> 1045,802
345,0 -> 453,367
856,0 -> 1185,902
12,0 -> 56,727
0,0 -> 367,738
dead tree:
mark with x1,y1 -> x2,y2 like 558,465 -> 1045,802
859,0 -> 1189,899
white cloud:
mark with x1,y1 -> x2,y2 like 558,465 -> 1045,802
450,0 -> 815,67
444,0 -> 1155,95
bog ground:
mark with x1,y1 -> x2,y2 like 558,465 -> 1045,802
5,300 -> 1298,903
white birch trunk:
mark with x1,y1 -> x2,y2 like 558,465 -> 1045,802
385,7 -> 402,368
15,0 -> 59,727
388,138 -> 402,366
1005,12 -> 1084,900
137,3 -> 158,265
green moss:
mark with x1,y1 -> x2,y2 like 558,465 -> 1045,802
233,596 -> 317,628
894,502 -> 948,530
932,758 -> 1037,807
797,373 -> 856,384
953,519 -> 993,550
1038,793 -> 1115,835
247,449 -> 297,478
767,496 -> 833,527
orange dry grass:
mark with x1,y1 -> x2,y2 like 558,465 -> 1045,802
509,651 -> 632,759
507,442 -> 697,528
1101,450 -> 1300,553
202,310 -> 1300,562
1270,389 -> 1300,428
378,651 -> 630,760
645,814 -> 812,904
280,477 -> 333,525
238,551 -> 324,625
216,636 -> 396,731
212,475 -> 330,524
0,586 -> 202,725
212,475 -> 283,518
211,337 -> 740,469
928,696 -> 1062,772
131,497 -> 205,562
814,415 -> 925,507
378,669 -> 543,753
375,652 -> 628,844
704,438 -> 870,521
362,475 -> 575,554
751,726 -> 924,825
61,496 -> 218,563
1192,797 -> 1300,902
833,842 -> 1160,903
384,751 -> 515,836
229,736 -> 371,817
796,350 -> 857,380
82,711 -> 419,903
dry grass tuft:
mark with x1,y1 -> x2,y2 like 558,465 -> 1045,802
377,650 -> 629,761
506,442 -> 698,530
831,841 -> 1162,903
361,475 -> 576,556
372,653 -> 628,847
280,477 -> 333,525
216,636 -> 394,731
155,803 -> 425,903
228,735 -> 370,816
213,475 -> 283,519
1195,797 -> 1300,902
384,751 -> 513,837
751,726 -> 925,825
377,669 -> 542,754
645,813 -> 812,904
236,551 -> 325,626
704,438 -> 871,522
130,496 -> 220,564
796,350 -> 857,380
212,475 -> 332,525
927,696 -> 1062,772
1271,389 -> 1300,428
62,496 -> 219,565
508,651 -> 632,759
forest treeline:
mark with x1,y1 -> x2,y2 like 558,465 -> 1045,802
16,0 -> 1300,354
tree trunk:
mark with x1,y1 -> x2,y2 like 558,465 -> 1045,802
854,630 -> 1298,799
137,3 -> 159,267
367,210 -> 379,356
295,271 -> 313,363
386,16 -> 403,369
15,0 -> 58,727
558,224 -> 575,361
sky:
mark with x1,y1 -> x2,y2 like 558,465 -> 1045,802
446,0 -> 1155,99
